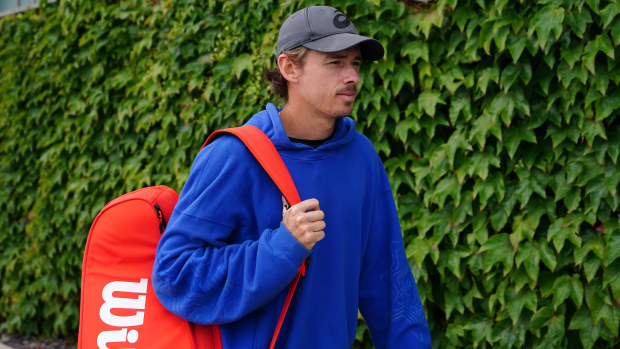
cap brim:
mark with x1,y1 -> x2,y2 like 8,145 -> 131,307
302,33 -> 384,61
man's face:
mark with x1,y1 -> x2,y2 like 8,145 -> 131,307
294,46 -> 362,119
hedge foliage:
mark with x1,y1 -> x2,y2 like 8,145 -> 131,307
1,0 -> 619,347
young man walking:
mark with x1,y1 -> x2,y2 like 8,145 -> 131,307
153,6 -> 431,348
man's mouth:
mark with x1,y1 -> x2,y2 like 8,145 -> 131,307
337,86 -> 357,100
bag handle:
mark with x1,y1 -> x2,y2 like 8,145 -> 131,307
204,125 -> 306,349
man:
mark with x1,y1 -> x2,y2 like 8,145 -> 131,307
153,5 -> 431,348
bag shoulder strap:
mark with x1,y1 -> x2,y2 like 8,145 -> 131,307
204,125 -> 305,349
204,125 -> 301,208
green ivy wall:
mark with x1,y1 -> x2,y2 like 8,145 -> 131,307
1,0 -> 619,347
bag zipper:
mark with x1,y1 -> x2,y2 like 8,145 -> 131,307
154,204 -> 166,234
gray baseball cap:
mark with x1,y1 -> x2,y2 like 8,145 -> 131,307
276,6 -> 385,61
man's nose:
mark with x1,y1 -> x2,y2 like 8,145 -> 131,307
344,65 -> 360,85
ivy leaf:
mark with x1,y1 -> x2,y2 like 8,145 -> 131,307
468,151 -> 500,181
611,15 -> 620,46
499,64 -> 521,92
489,186 -> 515,232
564,8 -> 592,39
438,66 -> 464,94
406,236 -> 431,269
417,9 -> 443,39
585,283 -> 605,323
582,119 -> 608,147
418,90 -> 445,117
489,93 -> 515,127
463,314 -> 493,346
557,60 -> 589,89
564,187 -> 582,212
479,233 -> 514,275
212,58 -> 233,80
355,320 -> 368,342
547,315 -> 566,346
446,130 -> 473,167
583,255 -> 602,283
530,305 -> 554,330
402,40 -> 429,63
470,113 -> 500,150
560,41 -> 584,70
507,31 -> 527,63
392,63 -> 414,96
452,5 -> 476,32
551,274 -> 571,310
449,91 -> 473,124
603,261 -> 620,303
515,178 -> 534,209
231,53 -> 253,79
548,217 -> 569,252
569,275 -> 584,308
480,21 -> 494,55
601,304 -> 619,337
606,131 -> 620,164
503,126 -> 537,159
445,247 -> 470,280
568,306 -> 591,331
445,323 -> 465,346
395,119 -> 421,144
527,5 -> 565,50
492,26 -> 511,53
476,66 -> 500,95
473,177 -> 495,210
603,234 -> 620,268
595,90 -> 620,122
583,33 -> 615,75
431,175 -> 460,208
537,240 -> 557,271
601,3 -> 620,29
109,69 -> 133,88
515,242 -> 539,282
507,289 -> 526,325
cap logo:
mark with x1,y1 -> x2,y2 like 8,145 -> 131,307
333,13 -> 351,29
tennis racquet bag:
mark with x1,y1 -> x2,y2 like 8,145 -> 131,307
78,125 -> 303,349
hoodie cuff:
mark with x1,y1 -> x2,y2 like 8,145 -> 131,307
266,221 -> 312,270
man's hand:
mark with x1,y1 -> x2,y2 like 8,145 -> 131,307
282,198 -> 325,250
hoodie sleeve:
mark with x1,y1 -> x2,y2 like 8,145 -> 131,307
152,136 -> 310,325
358,162 -> 431,348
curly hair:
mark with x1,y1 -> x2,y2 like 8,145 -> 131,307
264,47 -> 310,102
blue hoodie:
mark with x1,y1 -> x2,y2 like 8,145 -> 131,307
152,104 -> 431,348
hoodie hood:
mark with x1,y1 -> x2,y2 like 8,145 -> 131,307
244,103 -> 357,159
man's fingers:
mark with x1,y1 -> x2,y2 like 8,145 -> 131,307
282,198 -> 326,250
291,198 -> 320,212
296,209 -> 324,223
310,220 -> 326,232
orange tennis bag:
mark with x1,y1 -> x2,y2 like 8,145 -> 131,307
78,126 -> 304,349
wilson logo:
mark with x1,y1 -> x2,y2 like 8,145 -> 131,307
97,278 -> 148,349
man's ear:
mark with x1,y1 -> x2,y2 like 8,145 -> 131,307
277,54 -> 299,83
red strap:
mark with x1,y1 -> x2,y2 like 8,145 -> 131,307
204,125 -> 301,207
269,262 -> 306,349
204,125 -> 305,349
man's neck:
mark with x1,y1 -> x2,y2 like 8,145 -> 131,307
279,103 -> 336,140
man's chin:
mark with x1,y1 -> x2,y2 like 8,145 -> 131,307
335,112 -> 352,118
336,103 -> 355,117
